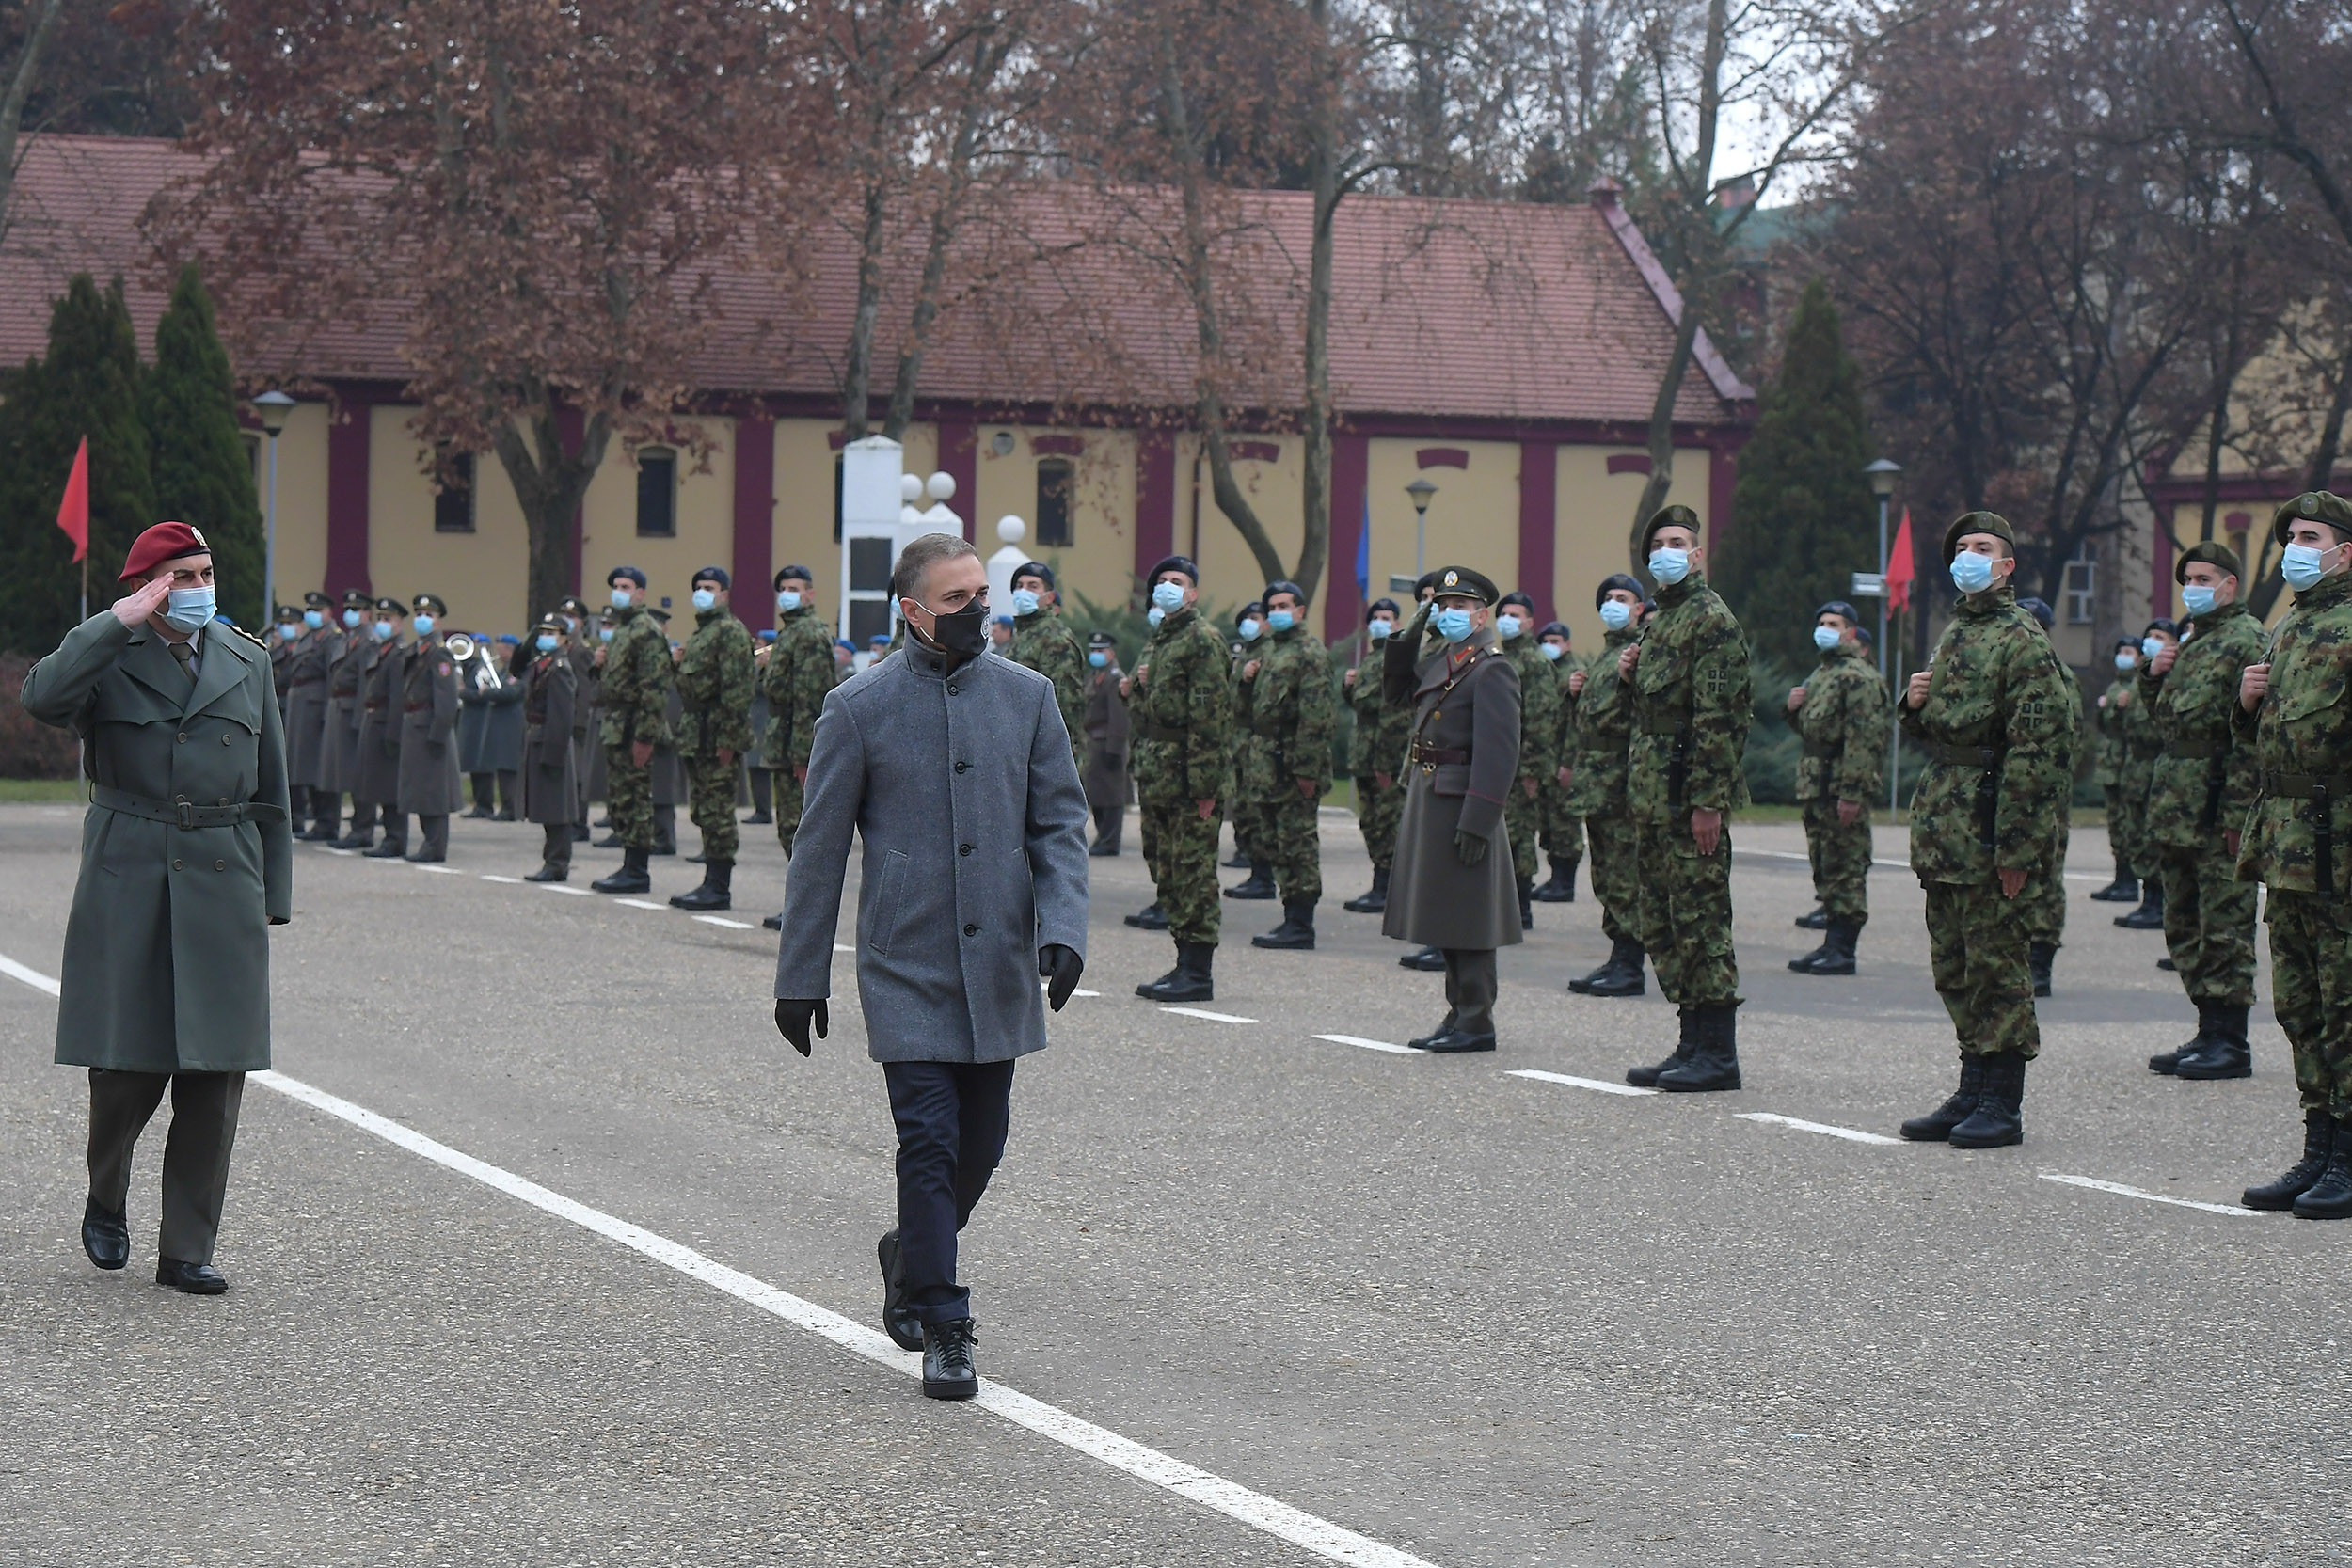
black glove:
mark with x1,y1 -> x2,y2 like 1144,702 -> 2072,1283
1454,828 -> 1489,866
1039,943 -> 1084,1011
773,998 -> 829,1056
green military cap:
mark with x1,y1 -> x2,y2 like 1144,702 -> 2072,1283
2173,539 -> 2242,583
1943,510 -> 2015,559
1429,564 -> 1501,605
2272,491 -> 2352,546
411,593 -> 449,617
1641,504 -> 1703,551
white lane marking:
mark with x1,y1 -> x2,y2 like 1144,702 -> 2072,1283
693,915 -> 755,929
1038,983 -> 1104,999
0,954 -> 61,996
2039,1172 -> 2254,1218
614,898 -> 668,911
1507,1069 -> 1657,1098
1160,1006 -> 1259,1024
1737,1112 -> 1902,1146
481,875 -> 523,884
1314,1034 -> 1416,1056
540,883 -> 592,895
321,847 -> 356,856
414,864 -> 464,875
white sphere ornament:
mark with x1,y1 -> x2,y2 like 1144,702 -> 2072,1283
996,515 -> 1027,545
927,470 -> 956,502
899,473 -> 925,504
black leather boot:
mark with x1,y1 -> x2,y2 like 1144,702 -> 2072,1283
1791,919 -> 1859,975
1137,942 -> 1215,1003
1576,940 -> 1646,997
1657,1003 -> 1740,1091
1533,857 -> 1576,902
1628,1006 -> 1694,1087
1125,902 -> 1168,930
1518,881 -> 1534,932
1223,848 -> 1251,868
2245,1109 -> 2336,1211
1252,898 -> 1316,949
2175,1003 -> 2252,1080
592,847 -> 652,895
670,859 -> 733,911
876,1228 -> 923,1352
1343,866 -> 1389,913
2089,863 -> 2138,902
2027,941 -> 2055,998
526,822 -> 572,882
1899,1053 -> 1987,1141
1398,944 -> 1446,971
2117,883 -> 2166,929
922,1318 -> 979,1399
81,1197 -> 128,1270
1794,904 -> 1829,929
1225,861 -> 1277,899
1947,1051 -> 2027,1148
2293,1118 -> 2352,1220
2150,1005 -> 2213,1075
652,805 -> 677,855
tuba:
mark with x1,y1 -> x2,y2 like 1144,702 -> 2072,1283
444,631 -> 502,690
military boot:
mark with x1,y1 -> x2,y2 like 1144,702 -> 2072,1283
1627,1006 -> 1696,1087
1222,848 -> 1251,869
1125,902 -> 1168,930
1518,881 -> 1535,932
1343,867 -> 1390,913
1137,942 -> 1215,1003
1794,905 -> 1829,929
652,805 -> 678,856
300,799 -> 341,843
1575,940 -> 1647,997
1947,1051 -> 2027,1148
1225,860 -> 1277,899
2150,1005 -> 2217,1075
1533,857 -> 1576,902
2292,1118 -> 2352,1220
2174,1004 -> 2252,1080
2116,882 -> 2166,929
1657,1004 -> 1740,1092
2027,942 -> 2055,998
1899,1053 -> 1989,1142
1398,945 -> 1447,972
1793,918 -> 1860,976
670,860 -> 733,911
2244,1110 -> 2337,1211
2089,863 -> 2138,902
1252,898 -> 1316,950
592,847 -> 652,895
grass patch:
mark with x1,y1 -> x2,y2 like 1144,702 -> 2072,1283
0,777 -> 86,802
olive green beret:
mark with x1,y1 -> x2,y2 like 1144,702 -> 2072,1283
2174,540 -> 2242,584
2272,491 -> 2352,546
1641,504 -> 1703,551
1943,510 -> 2015,559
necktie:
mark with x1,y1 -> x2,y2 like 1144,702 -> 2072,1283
168,641 -> 196,684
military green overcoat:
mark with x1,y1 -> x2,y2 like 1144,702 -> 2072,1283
22,612 -> 293,1073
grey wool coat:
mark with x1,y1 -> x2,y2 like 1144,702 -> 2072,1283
773,643 -> 1089,1063
397,636 -> 464,816
282,627 -> 334,788
357,639 -> 406,805
1380,611 -> 1523,950
518,652 -> 580,825
324,630 -> 370,795
21,613 -> 293,1073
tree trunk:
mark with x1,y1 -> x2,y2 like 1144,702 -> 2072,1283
491,399 -> 615,624
1296,0 -> 1338,607
1628,307 -> 1704,574
883,27 -> 1004,441
0,0 -> 66,248
2251,329 -> 2352,620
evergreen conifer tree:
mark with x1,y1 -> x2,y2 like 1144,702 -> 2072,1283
1712,278 -> 1878,672
146,262 -> 265,629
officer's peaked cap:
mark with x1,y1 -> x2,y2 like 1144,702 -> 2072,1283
411,593 -> 449,616
302,590 -> 333,609
341,588 -> 374,609
1088,629 -> 1117,647
1430,565 -> 1501,605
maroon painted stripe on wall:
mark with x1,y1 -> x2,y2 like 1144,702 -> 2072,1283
1708,439 -> 1738,556
1031,434 -> 1085,456
1414,447 -> 1469,470
1518,441 -> 1557,625
938,419 -> 978,542
1327,433 -> 1369,628
1136,431 -> 1175,586
734,415 -> 775,632
326,403 -> 371,597
1606,453 -> 1651,476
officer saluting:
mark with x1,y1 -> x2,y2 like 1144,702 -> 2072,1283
1383,566 -> 1521,1053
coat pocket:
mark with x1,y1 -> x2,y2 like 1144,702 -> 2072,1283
866,848 -> 910,957
1430,763 -> 1471,797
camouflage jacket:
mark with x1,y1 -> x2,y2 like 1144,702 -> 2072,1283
2141,599 -> 2265,849
1129,603 -> 1232,801
1899,585 -> 2072,884
1566,626 -> 1640,818
1347,646 -> 1414,779
1500,634 -> 1562,791
1010,610 -> 1089,764
597,604 -> 675,750
2093,674 -> 2157,786
2234,568 -> 2352,894
1543,652 -> 1580,772
675,608 -> 755,759
759,605 -> 836,771
1626,573 -> 1751,824
1236,623 -> 1336,801
1794,641 -> 1890,804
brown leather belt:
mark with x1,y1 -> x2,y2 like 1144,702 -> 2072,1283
1410,743 -> 1469,766
364,702 -> 386,711
405,702 -> 430,712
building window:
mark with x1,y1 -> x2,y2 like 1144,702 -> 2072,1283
636,448 -> 676,537
1036,457 -> 1074,548
434,451 -> 477,533
2063,539 -> 2095,625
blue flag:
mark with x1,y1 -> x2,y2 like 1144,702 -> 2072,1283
1354,496 -> 1370,601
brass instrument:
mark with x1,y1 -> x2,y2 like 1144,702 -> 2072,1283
444,631 -> 503,690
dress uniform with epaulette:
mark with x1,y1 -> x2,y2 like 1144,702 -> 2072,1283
394,594 -> 463,862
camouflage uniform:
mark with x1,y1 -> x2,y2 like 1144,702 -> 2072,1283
1498,629 -> 1560,895
1227,641 -> 1273,877
1131,603 -> 1233,947
1349,652 -> 1412,870
675,606 -> 755,863
1793,640 -> 1889,926
759,603 -> 837,858
2095,670 -> 2159,882
1010,609 -> 1089,780
2018,659 -> 2083,955
598,604 -> 675,850
2146,597 -> 2265,1011
1234,620 -> 1336,908
1568,624 -> 1642,950
1537,652 -> 1583,890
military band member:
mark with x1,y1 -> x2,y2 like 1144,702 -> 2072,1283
591,567 -> 674,894
1383,567 -> 1521,1052
1234,579 -> 1335,949
358,596 -> 411,858
1008,560 -> 1089,780
2013,596 -> 2081,998
2090,636 -> 2154,902
518,615 -> 583,881
1132,555 -> 1233,1002
672,566 -> 755,911
1493,591 -> 1555,933
756,563 -> 840,929
1082,630 -> 1130,855
458,632 -> 524,818
395,594 -> 463,863
1787,600 -> 1890,975
1531,620 -> 1582,903
1343,598 -> 1410,913
325,589 -> 376,847
2115,618 -> 2180,931
1567,577 -> 1649,996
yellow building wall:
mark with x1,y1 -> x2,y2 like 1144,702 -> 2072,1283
1359,439 -> 1522,643
1550,445 -> 1711,653
971,425 -> 1138,618
257,402 -> 333,608
1177,434 -> 1308,626
578,416 -> 735,621
366,404 -> 530,628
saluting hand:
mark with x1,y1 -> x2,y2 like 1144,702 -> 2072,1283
113,576 -> 171,629
2242,662 -> 2270,711
1039,944 -> 1084,1011
774,998 -> 828,1056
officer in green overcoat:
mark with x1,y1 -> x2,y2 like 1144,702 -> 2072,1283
21,521 -> 293,1294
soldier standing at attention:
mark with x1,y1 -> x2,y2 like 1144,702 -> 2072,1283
1383,568 -> 1521,1052
1131,556 -> 1232,1003
2139,543 -> 2267,1079
1395,571 -> 1450,973
556,595 -> 597,842
395,594 -> 463,863
1008,561 -> 1089,780
756,564 -> 839,930
2115,618 -> 2180,932
1568,578 -> 1650,997
591,567 -> 674,895
1622,508 -> 1752,1090
671,567 -> 755,911
1224,601 -> 1276,895
1234,579 -> 1336,950
1494,591 -> 1556,933
1896,512 -> 2072,1148
1787,600 -> 1890,976
2090,636 -> 2152,903
1081,630 -> 1130,855
324,590 -> 375,848
2013,596 -> 2082,998
2237,492 -> 2352,1216
1531,621 -> 1582,904
283,593 -> 335,839
1343,598 -> 1409,914
520,615 -> 582,882
358,596 -> 412,858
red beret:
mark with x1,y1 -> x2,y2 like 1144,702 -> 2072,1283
119,521 -> 213,581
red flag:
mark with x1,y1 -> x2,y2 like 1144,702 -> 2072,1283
55,436 -> 88,562
1885,506 -> 1915,612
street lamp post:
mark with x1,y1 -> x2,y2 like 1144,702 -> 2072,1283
1406,477 -> 1437,578
255,391 -> 296,613
1864,457 -> 1902,813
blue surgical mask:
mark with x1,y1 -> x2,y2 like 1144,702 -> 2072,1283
1151,580 -> 1187,613
164,585 -> 215,633
1236,618 -> 1262,641
1366,618 -> 1393,640
776,590 -> 803,613
1010,588 -> 1041,617
2180,585 -> 2217,616
1496,614 -> 1523,639
304,609 -> 324,629
2282,542 -> 2336,592
1949,550 -> 1996,594
1088,649 -> 1108,668
1813,624 -> 1843,652
2115,652 -> 2137,672
691,588 -> 717,612
611,585 -> 634,610
1647,548 -> 1691,587
373,620 -> 395,641
1267,610 -> 1295,634
342,608 -> 361,628
2141,635 -> 2164,659
1433,607 -> 1474,642
412,613 -> 435,637
1540,641 -> 1565,661
278,623 -> 299,641
536,634 -> 558,653
1598,599 -> 1632,632
1147,605 -> 1165,627
598,626 -> 615,642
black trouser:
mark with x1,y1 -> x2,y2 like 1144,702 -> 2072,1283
377,808 -> 408,847
1091,800 -> 1122,852
883,1059 -> 1015,1324
87,1069 -> 245,1265
412,813 -> 450,858
469,772 -> 496,811
1442,948 -> 1498,1035
748,768 -> 773,816
496,769 -> 519,816
540,821 -> 572,871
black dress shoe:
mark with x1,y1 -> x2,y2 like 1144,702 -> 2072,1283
1398,945 -> 1447,972
156,1258 -> 227,1294
82,1199 -> 128,1271
1416,1029 -> 1497,1053
922,1318 -> 979,1400
761,911 -> 784,931
877,1229 -> 924,1352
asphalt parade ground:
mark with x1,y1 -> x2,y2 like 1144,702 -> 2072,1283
3,801 -> 2345,1567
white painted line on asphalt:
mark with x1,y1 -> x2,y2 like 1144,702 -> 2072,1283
1507,1069 -> 1657,1098
321,847 -> 356,856
1038,983 -> 1104,998
1161,1006 -> 1259,1024
2039,1172 -> 2255,1218
1314,1034 -> 1416,1056
541,883 -> 592,895
1738,1112 -> 1902,1146
693,915 -> 755,929
481,875 -> 523,884
414,864 -> 464,875
614,898 -> 667,911
0,954 -> 60,997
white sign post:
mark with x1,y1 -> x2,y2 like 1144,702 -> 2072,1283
839,437 -> 905,650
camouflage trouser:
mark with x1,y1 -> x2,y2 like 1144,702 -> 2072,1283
1254,791 -> 1321,904
2020,817 -> 2069,949
1924,879 -> 2039,1059
772,765 -> 806,859
684,754 -> 739,863
2159,841 -> 2259,1006
1505,784 -> 1541,886
1586,812 -> 1640,946
1539,778 -> 1583,869
2109,770 -> 2157,879
1142,792 -> 1222,946
1634,818 -> 1739,1006
2268,890 -> 2352,1114
1801,797 -> 1872,926
1355,776 -> 1404,871
603,745 -> 654,850
1233,800 -> 1273,863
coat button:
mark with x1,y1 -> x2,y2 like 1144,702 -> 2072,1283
176,733 -> 186,744
214,859 -> 226,871
954,761 -> 969,773
171,859 -> 183,870
962,923 -> 977,936
223,734 -> 232,745
947,684 -> 960,695
959,843 -> 972,855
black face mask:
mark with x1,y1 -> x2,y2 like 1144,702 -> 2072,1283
923,598 -> 991,658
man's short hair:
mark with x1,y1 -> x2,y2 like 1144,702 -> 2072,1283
892,532 -> 979,602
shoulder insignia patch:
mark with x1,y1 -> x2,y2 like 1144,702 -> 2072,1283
438,661 -> 453,677
230,624 -> 270,651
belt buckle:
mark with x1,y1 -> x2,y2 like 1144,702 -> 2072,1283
173,796 -> 195,830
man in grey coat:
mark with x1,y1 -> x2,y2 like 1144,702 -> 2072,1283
22,521 -> 293,1294
772,532 -> 1089,1402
